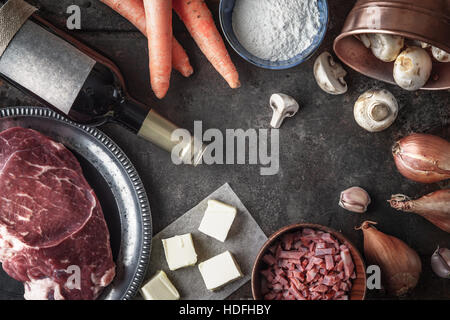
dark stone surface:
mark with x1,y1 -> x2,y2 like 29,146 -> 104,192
0,0 -> 449,300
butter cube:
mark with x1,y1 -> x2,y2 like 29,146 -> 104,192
198,251 -> 243,291
198,200 -> 237,242
140,271 -> 180,300
162,233 -> 198,271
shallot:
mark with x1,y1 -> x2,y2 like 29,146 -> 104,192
356,221 -> 422,296
389,189 -> 450,233
392,133 -> 450,183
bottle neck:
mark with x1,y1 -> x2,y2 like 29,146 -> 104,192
116,98 -> 206,166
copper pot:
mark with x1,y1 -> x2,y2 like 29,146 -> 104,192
334,0 -> 450,90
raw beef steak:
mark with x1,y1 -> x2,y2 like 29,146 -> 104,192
0,127 -> 115,300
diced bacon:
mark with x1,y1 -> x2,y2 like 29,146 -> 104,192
322,275 -> 337,286
324,291 -> 335,300
325,255 -> 334,270
264,292 -> 277,300
336,260 -> 344,272
282,233 -> 295,250
316,242 -> 326,249
301,259 -> 308,268
302,228 -> 316,236
273,283 -> 283,292
290,277 -> 306,291
340,248 -> 355,280
332,282 -> 341,292
262,254 -> 277,266
260,269 -> 274,282
259,229 -> 355,301
274,275 -> 289,286
311,284 -> 328,293
306,269 -> 317,283
289,284 -> 306,300
275,244 -> 282,259
268,245 -> 277,255
305,259 -> 315,271
315,248 -> 334,256
279,250 -> 305,260
310,292 -> 322,300
274,266 -> 285,276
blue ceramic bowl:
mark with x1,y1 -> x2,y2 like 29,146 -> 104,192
219,0 -> 329,70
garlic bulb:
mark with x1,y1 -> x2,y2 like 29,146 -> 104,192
357,221 -> 422,296
339,187 -> 371,213
431,247 -> 450,279
392,133 -> 450,183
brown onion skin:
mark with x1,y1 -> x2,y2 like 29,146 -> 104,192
392,133 -> 450,183
358,221 -> 422,296
389,189 -> 450,233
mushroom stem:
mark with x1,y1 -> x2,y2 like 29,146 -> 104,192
369,103 -> 391,122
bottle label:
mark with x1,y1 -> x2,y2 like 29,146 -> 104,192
0,20 -> 95,114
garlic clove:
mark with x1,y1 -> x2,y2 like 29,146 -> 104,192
339,187 -> 371,213
431,247 -> 450,279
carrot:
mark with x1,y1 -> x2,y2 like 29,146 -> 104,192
100,0 -> 193,77
143,0 -> 173,99
173,0 -> 240,88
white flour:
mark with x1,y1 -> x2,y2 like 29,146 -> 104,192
232,0 -> 321,62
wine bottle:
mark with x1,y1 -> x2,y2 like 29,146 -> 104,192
0,1 -> 204,165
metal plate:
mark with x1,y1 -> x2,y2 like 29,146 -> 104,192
0,106 -> 152,300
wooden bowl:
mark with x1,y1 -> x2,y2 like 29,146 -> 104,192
333,0 -> 450,90
252,223 -> 367,300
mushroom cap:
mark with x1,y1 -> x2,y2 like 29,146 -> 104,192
313,52 -> 347,95
394,47 -> 432,91
367,34 -> 404,62
354,89 -> 399,132
432,46 -> 450,63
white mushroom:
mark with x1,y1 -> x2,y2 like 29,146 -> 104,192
393,47 -> 432,91
358,34 -> 371,48
313,52 -> 348,95
431,46 -> 450,62
363,34 -> 405,62
269,93 -> 300,129
354,89 -> 398,132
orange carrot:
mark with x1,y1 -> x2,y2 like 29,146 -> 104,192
143,0 -> 173,99
173,0 -> 240,88
100,0 -> 193,77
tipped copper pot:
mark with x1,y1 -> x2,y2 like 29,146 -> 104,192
334,0 -> 450,90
